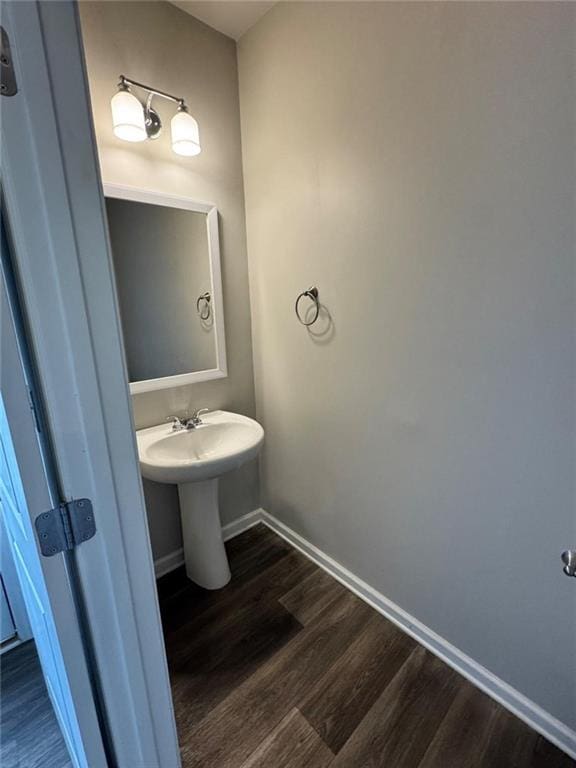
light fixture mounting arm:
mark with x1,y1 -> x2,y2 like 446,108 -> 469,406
118,75 -> 186,109
117,75 -> 189,140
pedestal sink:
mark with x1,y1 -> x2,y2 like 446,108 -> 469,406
136,411 -> 264,589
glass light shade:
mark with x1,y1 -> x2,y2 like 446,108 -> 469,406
111,90 -> 146,142
171,111 -> 201,156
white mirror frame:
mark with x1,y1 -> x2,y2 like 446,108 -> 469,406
103,183 -> 227,394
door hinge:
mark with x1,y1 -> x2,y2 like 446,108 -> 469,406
35,499 -> 96,557
0,27 -> 18,97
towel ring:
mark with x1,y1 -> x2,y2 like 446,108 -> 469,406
295,286 -> 320,326
196,292 -> 211,321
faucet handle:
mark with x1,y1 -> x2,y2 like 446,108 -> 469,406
166,415 -> 184,431
185,408 -> 210,428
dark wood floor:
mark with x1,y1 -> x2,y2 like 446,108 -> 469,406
0,640 -> 72,768
159,524 -> 575,768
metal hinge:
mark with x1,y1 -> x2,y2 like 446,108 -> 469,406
35,499 -> 96,557
0,27 -> 18,97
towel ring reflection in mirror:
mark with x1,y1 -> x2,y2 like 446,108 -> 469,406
196,292 -> 211,321
295,286 -> 320,326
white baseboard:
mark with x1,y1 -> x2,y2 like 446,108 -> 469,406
153,509 -> 264,579
153,506 -> 575,758
154,548 -> 185,579
222,509 -> 263,542
0,636 -> 23,656
259,510 -> 576,760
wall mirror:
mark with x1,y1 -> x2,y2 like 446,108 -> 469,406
104,184 -> 227,393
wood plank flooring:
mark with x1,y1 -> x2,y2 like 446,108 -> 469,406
0,640 -> 72,768
159,524 -> 575,768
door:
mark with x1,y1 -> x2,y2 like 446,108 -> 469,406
0,510 -> 32,645
1,2 -> 181,765
0,222 -> 108,768
0,577 -> 15,643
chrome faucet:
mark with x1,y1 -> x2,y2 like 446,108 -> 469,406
166,409 -> 209,431
166,415 -> 186,431
186,408 -> 210,429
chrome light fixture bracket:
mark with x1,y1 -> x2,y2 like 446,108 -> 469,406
144,92 -> 162,140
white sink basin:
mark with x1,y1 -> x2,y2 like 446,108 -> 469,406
136,410 -> 264,590
137,410 -> 264,484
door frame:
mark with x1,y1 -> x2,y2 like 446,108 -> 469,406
1,2 -> 181,766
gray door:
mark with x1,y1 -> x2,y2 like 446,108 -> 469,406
0,576 -> 15,643
0,223 -> 108,768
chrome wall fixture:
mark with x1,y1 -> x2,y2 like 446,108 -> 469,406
111,74 -> 200,156
196,292 -> 211,321
561,550 -> 576,577
295,286 -> 320,326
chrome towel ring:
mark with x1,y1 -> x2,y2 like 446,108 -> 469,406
295,286 -> 320,326
196,292 -> 211,320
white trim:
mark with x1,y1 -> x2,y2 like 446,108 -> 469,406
222,510 -> 263,542
154,509 -> 264,578
0,637 -> 23,657
255,510 -> 576,760
103,183 -> 228,394
102,184 -> 216,215
154,549 -> 185,579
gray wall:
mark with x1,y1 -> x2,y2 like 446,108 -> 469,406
239,2 -> 576,728
106,199 -> 216,381
80,1 -> 259,560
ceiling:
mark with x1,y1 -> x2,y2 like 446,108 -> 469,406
169,1 -> 276,41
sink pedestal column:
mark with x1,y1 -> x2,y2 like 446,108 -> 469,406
178,478 -> 231,590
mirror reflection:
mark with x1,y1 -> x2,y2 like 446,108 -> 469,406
105,196 -> 219,385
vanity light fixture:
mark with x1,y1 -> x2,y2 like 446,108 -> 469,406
111,75 -> 201,156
